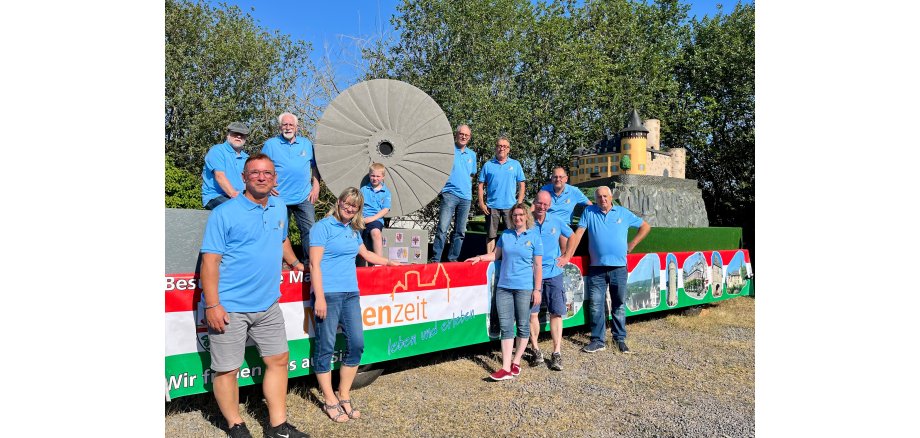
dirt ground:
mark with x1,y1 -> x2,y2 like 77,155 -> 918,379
166,296 -> 754,437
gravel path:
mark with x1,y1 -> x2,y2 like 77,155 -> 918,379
166,297 -> 754,437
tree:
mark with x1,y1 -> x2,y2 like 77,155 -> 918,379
672,2 -> 755,258
165,0 -> 319,188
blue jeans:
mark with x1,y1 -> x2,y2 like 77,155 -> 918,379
287,199 -> 315,261
312,292 -> 364,374
204,195 -> 229,210
430,192 -> 471,262
495,287 -> 532,340
586,266 -> 628,343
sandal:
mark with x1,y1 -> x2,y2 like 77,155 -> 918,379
323,402 -> 349,423
339,399 -> 362,419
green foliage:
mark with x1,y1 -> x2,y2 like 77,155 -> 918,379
165,156 -> 202,208
361,0 -> 753,258
620,154 -> 632,170
165,0 -> 316,175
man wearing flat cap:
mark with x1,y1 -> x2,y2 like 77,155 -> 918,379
201,122 -> 251,210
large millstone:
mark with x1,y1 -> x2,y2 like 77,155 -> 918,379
314,79 -> 454,217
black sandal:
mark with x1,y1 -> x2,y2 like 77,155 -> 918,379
339,399 -> 361,419
323,402 -> 349,423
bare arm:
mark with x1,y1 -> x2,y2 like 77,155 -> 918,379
309,246 -> 327,319
365,208 -> 390,223
308,165 -> 322,203
532,256 -> 543,307
478,182 -> 488,213
212,171 -> 239,198
467,247 -> 501,264
282,238 -> 304,270
358,244 -> 400,266
557,227 -> 586,267
627,221 -> 651,253
517,181 -> 525,204
200,253 -> 230,332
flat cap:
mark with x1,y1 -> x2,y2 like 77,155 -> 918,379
226,121 -> 250,135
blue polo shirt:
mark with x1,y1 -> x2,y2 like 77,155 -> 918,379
442,145 -> 477,200
578,205 -> 644,267
261,135 -> 316,205
310,216 -> 364,293
478,158 -> 526,209
201,141 -> 249,206
496,227 -> 543,290
361,183 -> 391,225
540,183 -> 590,223
200,195 -> 288,312
535,215 -> 573,279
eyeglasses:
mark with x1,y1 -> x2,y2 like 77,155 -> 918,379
246,170 -> 275,178
551,175 -> 567,179
456,133 -> 470,138
497,145 -> 510,149
340,201 -> 360,213
511,213 -> 527,217
281,123 -> 296,127
229,132 -> 248,138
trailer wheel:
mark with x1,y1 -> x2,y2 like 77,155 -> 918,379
350,364 -> 385,389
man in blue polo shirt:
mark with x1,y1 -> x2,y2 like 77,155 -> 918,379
478,136 -> 526,253
527,190 -> 573,371
200,153 -> 309,438
539,166 -> 592,225
261,112 -> 322,265
201,122 -> 250,210
558,185 -> 650,354
430,124 -> 477,263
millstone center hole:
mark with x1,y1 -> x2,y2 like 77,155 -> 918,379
378,141 -> 394,157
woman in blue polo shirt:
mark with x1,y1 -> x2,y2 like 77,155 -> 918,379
467,202 -> 543,381
309,187 -> 399,423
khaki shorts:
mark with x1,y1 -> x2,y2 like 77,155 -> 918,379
207,300 -> 289,372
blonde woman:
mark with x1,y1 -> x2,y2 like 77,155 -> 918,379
310,187 -> 399,422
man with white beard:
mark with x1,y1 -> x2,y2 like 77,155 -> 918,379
261,112 -> 322,264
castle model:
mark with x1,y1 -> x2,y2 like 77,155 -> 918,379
570,109 -> 685,184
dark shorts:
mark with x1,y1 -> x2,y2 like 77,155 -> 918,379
486,208 -> 513,239
362,220 -> 384,239
531,274 -> 565,316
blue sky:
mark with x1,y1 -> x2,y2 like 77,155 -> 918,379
210,0 -> 752,84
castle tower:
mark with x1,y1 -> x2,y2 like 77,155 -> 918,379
619,109 -> 649,175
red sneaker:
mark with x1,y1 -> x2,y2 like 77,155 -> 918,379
489,368 -> 514,381
510,363 -> 521,376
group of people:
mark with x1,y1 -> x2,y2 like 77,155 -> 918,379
198,117 -> 650,437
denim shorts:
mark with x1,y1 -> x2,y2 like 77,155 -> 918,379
312,292 -> 365,374
208,300 -> 288,372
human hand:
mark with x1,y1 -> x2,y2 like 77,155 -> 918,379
467,255 -> 482,265
308,185 -> 320,203
556,255 -> 571,267
532,290 -> 542,307
314,297 -> 327,319
206,305 -> 230,333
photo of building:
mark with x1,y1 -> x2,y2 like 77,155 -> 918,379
562,263 -> 586,318
711,252 -> 724,298
725,250 -> 749,295
666,254 -> 679,307
683,252 -> 708,299
626,254 -> 661,312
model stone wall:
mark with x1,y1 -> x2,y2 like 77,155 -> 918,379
577,174 -> 708,227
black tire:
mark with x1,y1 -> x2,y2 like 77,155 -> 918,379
350,364 -> 384,389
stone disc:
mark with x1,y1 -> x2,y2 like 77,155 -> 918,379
314,79 -> 454,217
